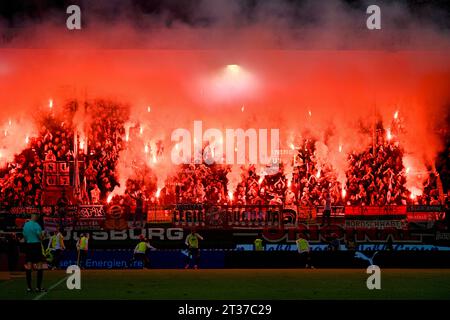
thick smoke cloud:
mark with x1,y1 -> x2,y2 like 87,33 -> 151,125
0,0 -> 449,194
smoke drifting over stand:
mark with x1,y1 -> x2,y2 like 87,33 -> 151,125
0,0 -> 449,199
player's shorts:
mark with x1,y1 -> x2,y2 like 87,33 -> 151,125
25,243 -> 45,263
298,251 -> 310,264
189,248 -> 199,257
134,253 -> 146,261
299,251 -> 309,258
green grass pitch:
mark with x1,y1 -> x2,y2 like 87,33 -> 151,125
1,269 -> 450,300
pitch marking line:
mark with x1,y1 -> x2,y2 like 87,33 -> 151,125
33,275 -> 68,300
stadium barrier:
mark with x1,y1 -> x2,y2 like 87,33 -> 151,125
0,204 -> 445,231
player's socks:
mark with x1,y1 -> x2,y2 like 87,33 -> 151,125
37,270 -> 43,289
26,270 -> 32,289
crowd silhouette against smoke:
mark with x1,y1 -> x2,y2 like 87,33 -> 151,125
0,0 -> 449,213
0,99 -> 445,210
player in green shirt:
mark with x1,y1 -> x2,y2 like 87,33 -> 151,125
296,234 -> 314,269
129,235 -> 155,269
76,233 -> 89,269
184,229 -> 204,269
254,234 -> 264,251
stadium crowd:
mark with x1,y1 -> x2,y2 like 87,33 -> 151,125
0,101 -> 444,209
161,163 -> 231,205
0,100 -> 126,207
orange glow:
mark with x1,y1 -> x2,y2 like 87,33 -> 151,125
0,49 -> 448,199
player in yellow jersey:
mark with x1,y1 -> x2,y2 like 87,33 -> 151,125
184,229 -> 204,269
296,235 -> 314,269
129,235 -> 155,269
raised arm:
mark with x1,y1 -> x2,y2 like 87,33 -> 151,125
60,234 -> 66,250
196,233 -> 204,241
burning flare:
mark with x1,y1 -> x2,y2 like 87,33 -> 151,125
386,128 -> 392,141
258,174 -> 265,185
316,169 -> 321,179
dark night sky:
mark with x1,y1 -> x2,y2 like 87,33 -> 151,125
0,0 -> 449,29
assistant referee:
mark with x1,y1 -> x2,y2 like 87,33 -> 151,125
23,214 -> 47,293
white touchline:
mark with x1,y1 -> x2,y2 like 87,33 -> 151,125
33,276 -> 69,301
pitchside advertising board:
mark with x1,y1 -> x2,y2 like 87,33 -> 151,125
0,204 -> 450,269
0,204 -> 448,249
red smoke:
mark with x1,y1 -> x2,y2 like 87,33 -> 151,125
0,1 -> 449,195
